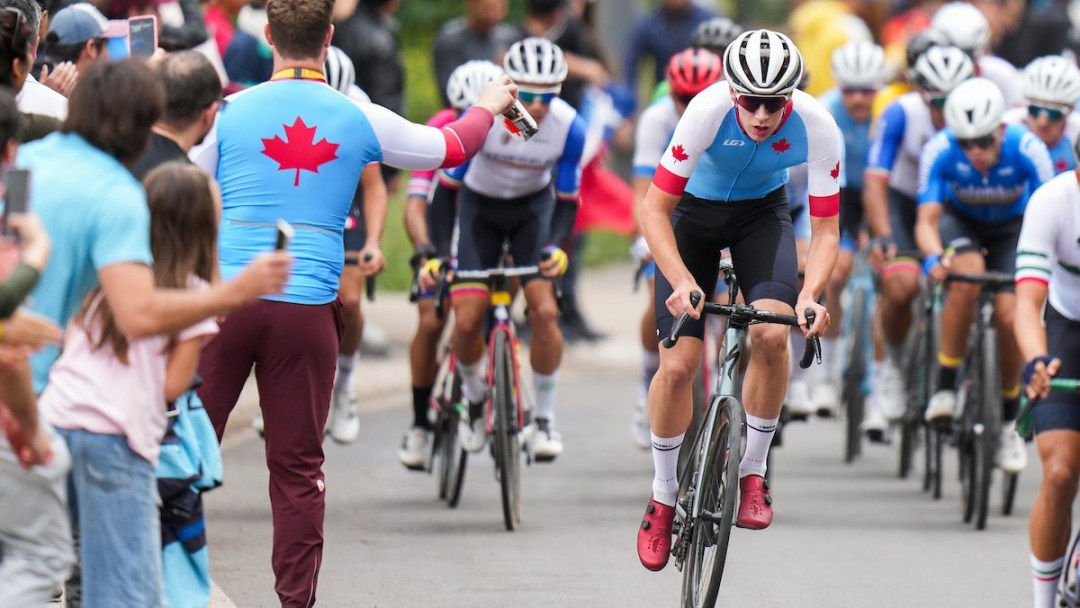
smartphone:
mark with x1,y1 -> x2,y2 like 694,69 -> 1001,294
127,15 -> 157,59
274,220 -> 294,251
2,169 -> 30,237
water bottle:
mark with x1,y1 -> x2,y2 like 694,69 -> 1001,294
501,99 -> 539,141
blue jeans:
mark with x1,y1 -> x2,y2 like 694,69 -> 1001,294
57,428 -> 163,608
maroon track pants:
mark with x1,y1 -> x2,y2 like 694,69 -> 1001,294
197,299 -> 342,608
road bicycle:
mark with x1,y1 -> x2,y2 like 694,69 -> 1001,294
453,264 -> 544,531
664,266 -> 820,607
839,248 -> 874,464
899,279 -> 939,488
938,271 -> 1015,530
1015,378 -> 1080,606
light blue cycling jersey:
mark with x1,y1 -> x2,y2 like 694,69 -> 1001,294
820,88 -> 870,191
917,124 -> 1055,224
655,82 -> 841,216
1003,106 -> 1080,175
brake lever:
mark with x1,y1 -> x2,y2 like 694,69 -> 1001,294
662,291 -> 701,349
799,308 -> 821,369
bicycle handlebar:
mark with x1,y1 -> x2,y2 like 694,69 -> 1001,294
453,266 -> 541,280
943,271 -> 1014,287
662,291 -> 822,369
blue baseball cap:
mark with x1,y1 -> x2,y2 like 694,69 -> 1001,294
47,3 -> 108,46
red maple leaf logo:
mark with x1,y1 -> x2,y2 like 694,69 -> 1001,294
772,138 -> 791,153
261,117 -> 340,187
1057,158 -> 1068,172
830,161 -> 840,180
671,144 -> 689,162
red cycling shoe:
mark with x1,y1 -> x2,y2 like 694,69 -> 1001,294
637,496 -> 676,571
736,475 -> 773,529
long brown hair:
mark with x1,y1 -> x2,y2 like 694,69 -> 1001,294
80,162 -> 219,363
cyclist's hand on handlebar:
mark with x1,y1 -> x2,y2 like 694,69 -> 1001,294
1023,355 -> 1062,400
796,295 -> 829,337
666,280 -> 705,319
867,236 -> 896,270
539,245 -> 568,278
418,258 -> 449,291
922,252 -> 951,283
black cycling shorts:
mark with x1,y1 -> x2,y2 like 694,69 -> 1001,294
343,186 -> 367,252
939,207 -> 1022,293
452,184 -> 553,286
887,187 -> 919,261
655,187 -> 799,341
839,187 -> 864,250
1033,305 -> 1080,436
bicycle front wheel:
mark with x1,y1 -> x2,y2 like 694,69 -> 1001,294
681,397 -> 744,608
493,330 -> 522,531
843,287 -> 868,464
973,328 -> 1001,531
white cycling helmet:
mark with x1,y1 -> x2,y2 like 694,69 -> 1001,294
831,41 -> 887,88
911,45 -> 975,95
1022,55 -> 1080,107
723,29 -> 804,96
446,60 -> 504,110
691,17 -> 744,55
944,77 -> 1005,138
931,2 -> 990,56
503,37 -> 568,86
325,46 -> 355,95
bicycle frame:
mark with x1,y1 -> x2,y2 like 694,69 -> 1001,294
484,274 -> 526,434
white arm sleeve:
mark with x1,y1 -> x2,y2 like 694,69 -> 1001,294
356,102 -> 450,172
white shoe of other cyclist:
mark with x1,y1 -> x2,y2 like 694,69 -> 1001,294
812,380 -> 840,418
631,393 -> 651,449
458,409 -> 487,453
397,426 -> 432,471
874,361 -> 907,421
785,379 -> 815,420
925,389 -> 958,425
526,417 -> 563,462
252,408 -> 265,438
327,385 -> 360,444
861,401 -> 888,444
996,422 -> 1028,474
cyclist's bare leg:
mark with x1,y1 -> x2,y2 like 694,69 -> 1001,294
641,279 -> 659,351
741,299 -> 793,477
993,293 -> 1022,418
338,264 -> 365,357
938,253 -> 983,372
1030,431 -> 1080,597
450,292 -> 490,411
878,264 -> 919,353
648,336 -> 702,504
524,279 -> 563,424
408,299 -> 445,428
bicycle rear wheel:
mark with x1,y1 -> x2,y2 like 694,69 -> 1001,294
901,294 -> 933,479
493,330 -> 522,530
843,287 -> 868,464
1001,472 -> 1018,516
681,397 -> 743,608
959,342 -> 982,524
973,328 -> 1000,531
1059,530 -> 1080,606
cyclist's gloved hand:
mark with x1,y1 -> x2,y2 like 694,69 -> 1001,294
418,257 -> 452,291
922,253 -> 950,282
540,245 -> 568,278
1023,354 -> 1061,400
409,243 -> 438,271
629,235 -> 652,263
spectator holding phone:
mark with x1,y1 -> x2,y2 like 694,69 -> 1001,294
0,85 -> 72,608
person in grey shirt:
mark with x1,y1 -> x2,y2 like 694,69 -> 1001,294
433,0 -> 518,106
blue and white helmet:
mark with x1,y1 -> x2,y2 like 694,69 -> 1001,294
325,46 -> 355,95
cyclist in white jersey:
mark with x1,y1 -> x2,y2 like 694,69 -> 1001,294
629,47 -> 723,449
435,38 -> 586,462
932,1 -> 1023,108
1003,55 -> 1080,175
636,30 -> 839,571
1015,140 -> 1080,607
861,44 -> 974,439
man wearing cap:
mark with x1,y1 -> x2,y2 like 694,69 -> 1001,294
42,3 -> 112,74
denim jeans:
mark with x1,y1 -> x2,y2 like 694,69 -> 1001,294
0,426 -> 75,606
57,428 -> 163,608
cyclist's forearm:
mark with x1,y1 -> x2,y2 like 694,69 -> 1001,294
362,164 -> 388,247
632,176 -> 651,236
404,195 -> 431,248
862,175 -> 892,238
801,217 -> 840,301
915,204 -> 943,256
1015,282 -> 1050,362
642,188 -> 691,285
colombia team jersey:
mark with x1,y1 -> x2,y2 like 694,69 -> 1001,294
917,124 -> 1054,224
195,76 -> 475,305
652,81 -> 842,216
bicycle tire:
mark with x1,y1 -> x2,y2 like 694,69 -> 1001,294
434,415 -> 449,500
974,328 -> 1000,531
1059,529 -> 1080,606
901,293 -> 932,479
959,338 -> 981,524
843,287 -> 867,464
493,330 -> 522,531
1001,472 -> 1018,517
681,397 -> 743,608
932,428 -> 944,500
431,349 -> 457,500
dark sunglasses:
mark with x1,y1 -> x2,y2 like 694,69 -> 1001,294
518,90 -> 557,105
674,93 -> 695,106
841,87 -> 877,96
1027,104 -> 1067,122
927,95 -> 947,109
735,94 -> 788,114
957,134 -> 996,150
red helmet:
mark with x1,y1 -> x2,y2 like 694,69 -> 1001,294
666,48 -> 724,98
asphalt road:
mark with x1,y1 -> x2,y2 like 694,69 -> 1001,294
206,366 -> 1045,607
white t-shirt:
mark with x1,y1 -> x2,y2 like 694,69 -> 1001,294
1016,171 -> 1080,322
39,282 -> 218,465
17,76 -> 67,120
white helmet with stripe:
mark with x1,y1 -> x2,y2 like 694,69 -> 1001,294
503,37 -> 568,86
931,2 -> 991,56
1022,55 -> 1080,107
723,29 -> 804,96
324,46 -> 355,95
446,60 -> 504,110
944,77 -> 1005,138
911,44 -> 975,95
831,41 -> 887,88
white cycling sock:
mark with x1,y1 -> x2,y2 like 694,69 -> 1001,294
789,334 -> 808,382
651,432 -> 684,507
533,371 -> 557,423
1031,554 -> 1064,608
642,349 -> 660,395
334,353 -> 358,392
819,336 -> 839,380
459,357 -> 486,405
740,414 -> 778,478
